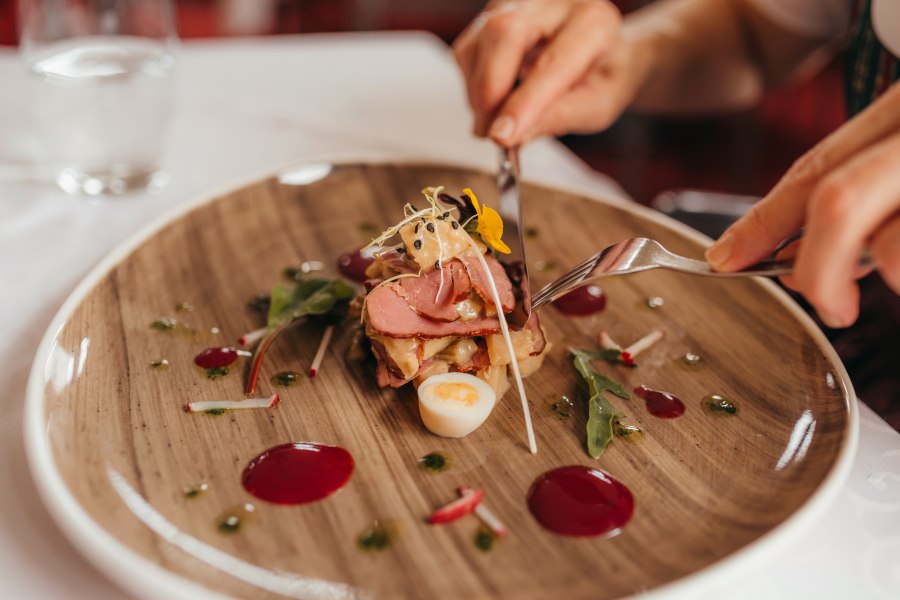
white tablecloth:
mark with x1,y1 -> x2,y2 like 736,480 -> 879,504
0,33 -> 897,599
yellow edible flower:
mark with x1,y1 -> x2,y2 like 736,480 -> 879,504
463,187 -> 511,254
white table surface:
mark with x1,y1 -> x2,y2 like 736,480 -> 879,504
1,32 -> 898,600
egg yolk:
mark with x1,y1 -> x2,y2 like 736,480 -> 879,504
431,382 -> 479,406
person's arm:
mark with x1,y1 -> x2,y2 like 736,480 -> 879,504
627,0 -> 833,114
705,83 -> 900,328
452,0 -> 834,146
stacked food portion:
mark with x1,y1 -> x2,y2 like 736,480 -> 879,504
362,188 -> 549,399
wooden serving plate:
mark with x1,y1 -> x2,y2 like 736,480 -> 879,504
25,162 -> 857,599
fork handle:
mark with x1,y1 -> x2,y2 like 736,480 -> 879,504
714,251 -> 874,278
712,258 -> 795,277
530,253 -> 873,312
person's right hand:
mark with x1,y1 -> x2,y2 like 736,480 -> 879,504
452,0 -> 649,147
705,82 -> 900,328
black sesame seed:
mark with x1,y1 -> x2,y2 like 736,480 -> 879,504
452,221 -> 459,229
442,212 -> 450,218
435,260 -> 441,269
414,239 -> 422,250
426,223 -> 435,233
414,223 -> 420,233
436,214 -> 445,220
396,247 -> 405,254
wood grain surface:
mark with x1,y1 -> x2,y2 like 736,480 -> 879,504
36,163 -> 852,599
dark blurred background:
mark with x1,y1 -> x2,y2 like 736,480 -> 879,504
2,0 -> 896,424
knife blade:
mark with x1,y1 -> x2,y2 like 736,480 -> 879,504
496,146 -> 532,330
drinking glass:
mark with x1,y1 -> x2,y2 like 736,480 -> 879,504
19,0 -> 179,195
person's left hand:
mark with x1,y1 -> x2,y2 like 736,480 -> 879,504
705,81 -> 900,328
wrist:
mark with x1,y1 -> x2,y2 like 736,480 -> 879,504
620,0 -> 693,104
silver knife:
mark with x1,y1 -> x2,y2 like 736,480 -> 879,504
497,146 -> 532,330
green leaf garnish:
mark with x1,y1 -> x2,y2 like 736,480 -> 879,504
570,348 -> 630,459
267,279 -> 355,328
245,276 -> 355,395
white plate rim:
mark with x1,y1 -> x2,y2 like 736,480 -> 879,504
24,153 -> 859,600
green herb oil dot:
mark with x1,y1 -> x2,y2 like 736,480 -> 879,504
184,483 -> 209,498
150,359 -> 169,369
525,226 -> 539,239
149,318 -> 177,331
614,421 -> 644,442
283,266 -> 302,282
219,516 -> 240,533
358,522 -> 393,551
549,395 -> 574,419
216,504 -> 255,534
679,352 -> 703,370
248,295 -> 270,312
175,302 -> 194,312
272,371 -> 302,387
419,452 -> 450,473
475,525 -> 497,551
205,408 -> 227,416
703,394 -> 738,416
206,366 -> 230,380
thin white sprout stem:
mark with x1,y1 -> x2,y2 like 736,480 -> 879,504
432,214 -> 447,302
598,331 -> 623,351
239,326 -> 268,346
309,324 -> 335,377
186,395 -> 279,412
465,245 -> 537,455
623,328 -> 665,358
372,244 -> 402,259
362,208 -> 433,251
474,503 -> 508,537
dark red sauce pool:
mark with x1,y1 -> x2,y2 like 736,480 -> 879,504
552,285 -> 607,316
337,250 -> 374,283
194,347 -> 239,369
242,442 -> 355,505
527,466 -> 634,537
634,385 -> 686,418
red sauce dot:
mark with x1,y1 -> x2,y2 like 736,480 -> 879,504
337,250 -> 374,283
634,385 -> 686,418
242,442 -> 354,505
527,466 -> 633,537
552,285 -> 607,316
194,347 -> 239,369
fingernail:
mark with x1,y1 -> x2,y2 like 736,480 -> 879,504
489,116 -> 515,143
705,231 -> 735,268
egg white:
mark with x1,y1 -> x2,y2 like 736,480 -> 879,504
417,372 -> 497,438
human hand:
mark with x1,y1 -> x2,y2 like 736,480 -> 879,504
705,82 -> 900,328
452,0 -> 650,147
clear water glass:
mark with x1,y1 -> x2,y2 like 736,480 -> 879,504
19,0 -> 179,195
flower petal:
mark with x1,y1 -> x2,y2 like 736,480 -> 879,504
463,187 -> 482,215
477,206 -> 511,254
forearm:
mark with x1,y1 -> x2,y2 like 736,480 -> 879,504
624,0 -> 763,113
623,0 -> 825,114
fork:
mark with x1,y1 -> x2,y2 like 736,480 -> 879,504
531,237 -> 811,312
